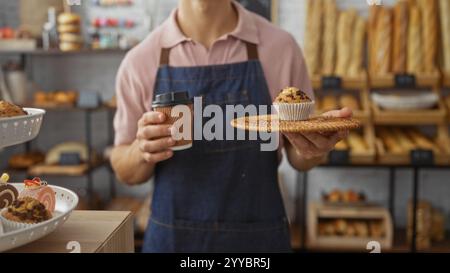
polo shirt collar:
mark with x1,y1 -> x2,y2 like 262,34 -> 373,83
160,1 -> 260,48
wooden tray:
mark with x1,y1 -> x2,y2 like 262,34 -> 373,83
307,202 -> 393,251
311,72 -> 368,90
231,115 -> 361,133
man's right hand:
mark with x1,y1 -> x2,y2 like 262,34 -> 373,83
135,111 -> 175,164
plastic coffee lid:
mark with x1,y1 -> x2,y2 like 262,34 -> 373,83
152,91 -> 192,107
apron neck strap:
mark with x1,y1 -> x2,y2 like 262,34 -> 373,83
159,41 -> 259,66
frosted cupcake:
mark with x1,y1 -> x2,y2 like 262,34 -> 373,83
273,87 -> 315,121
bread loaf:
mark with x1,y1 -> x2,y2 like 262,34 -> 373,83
321,95 -> 338,111
305,0 -> 323,75
348,16 -> 366,77
378,128 -> 404,154
439,0 -> 450,73
407,5 -> 423,74
348,132 -> 367,153
322,0 -> 338,75
335,10 -> 357,76
368,5 -> 381,75
418,0 -> 438,73
373,8 -> 393,75
392,0 -> 408,74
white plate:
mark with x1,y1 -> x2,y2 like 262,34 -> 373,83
0,108 -> 46,148
372,92 -> 439,110
0,183 -> 78,252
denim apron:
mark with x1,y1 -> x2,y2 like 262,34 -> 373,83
142,42 -> 291,253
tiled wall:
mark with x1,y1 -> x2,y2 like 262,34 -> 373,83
1,0 -> 449,229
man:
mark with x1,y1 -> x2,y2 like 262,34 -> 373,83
111,0 -> 351,253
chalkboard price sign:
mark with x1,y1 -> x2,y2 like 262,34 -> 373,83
410,149 -> 434,166
328,150 -> 350,165
395,74 -> 416,89
322,76 -> 342,90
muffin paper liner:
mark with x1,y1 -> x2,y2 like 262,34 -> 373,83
0,212 -> 36,233
273,101 -> 315,121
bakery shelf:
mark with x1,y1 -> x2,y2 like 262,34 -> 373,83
27,160 -> 107,177
306,202 -> 393,251
369,72 -> 441,90
315,89 -> 371,123
442,72 -> 450,88
311,72 -> 368,91
371,100 -> 447,125
375,126 -> 450,166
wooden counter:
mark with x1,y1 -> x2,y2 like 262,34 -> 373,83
8,211 -> 135,253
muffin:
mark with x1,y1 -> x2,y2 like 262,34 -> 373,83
0,101 -> 27,118
273,87 -> 314,121
1,197 -> 52,231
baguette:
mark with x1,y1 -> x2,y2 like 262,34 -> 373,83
392,0 -> 408,74
439,0 -> 450,73
305,0 -> 323,75
335,10 -> 357,76
373,8 -> 393,75
407,5 -> 423,74
322,0 -> 338,75
348,16 -> 366,77
406,129 -> 440,154
368,5 -> 381,75
418,0 -> 438,73
348,132 -> 367,153
378,128 -> 404,154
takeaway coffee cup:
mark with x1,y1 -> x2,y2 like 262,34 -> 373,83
152,91 -> 193,151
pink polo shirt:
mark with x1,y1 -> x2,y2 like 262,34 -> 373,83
114,1 -> 313,146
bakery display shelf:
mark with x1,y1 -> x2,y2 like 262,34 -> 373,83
27,160 -> 107,177
442,72 -> 450,88
375,125 -> 450,166
323,123 -> 376,165
371,100 -> 447,125
315,89 -> 371,124
369,72 -> 441,90
311,73 -> 368,91
23,103 -> 108,112
306,202 -> 393,251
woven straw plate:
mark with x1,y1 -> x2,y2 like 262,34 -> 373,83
231,115 -> 361,133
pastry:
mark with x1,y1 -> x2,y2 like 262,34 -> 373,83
0,101 -> 27,118
334,219 -> 347,236
19,177 -> 56,213
325,189 -> 342,203
273,87 -> 315,121
369,221 -> 385,238
60,42 -> 83,52
45,142 -> 92,165
407,5 -> 423,74
406,129 -> 439,153
321,95 -> 338,111
59,33 -> 84,43
335,10 -> 357,76
348,132 -> 367,153
58,24 -> 81,34
378,128 -> 405,154
373,8 -> 393,75
321,0 -> 338,75
391,128 -> 417,152
345,222 -> 357,237
418,0 -> 438,73
342,190 -> 363,203
439,0 -> 450,73
1,196 -> 52,224
339,94 -> 360,110
305,0 -> 323,75
58,13 -> 81,25
8,151 -> 46,169
0,173 -> 18,209
354,221 -> 369,237
348,16 -> 366,77
392,0 -> 408,74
